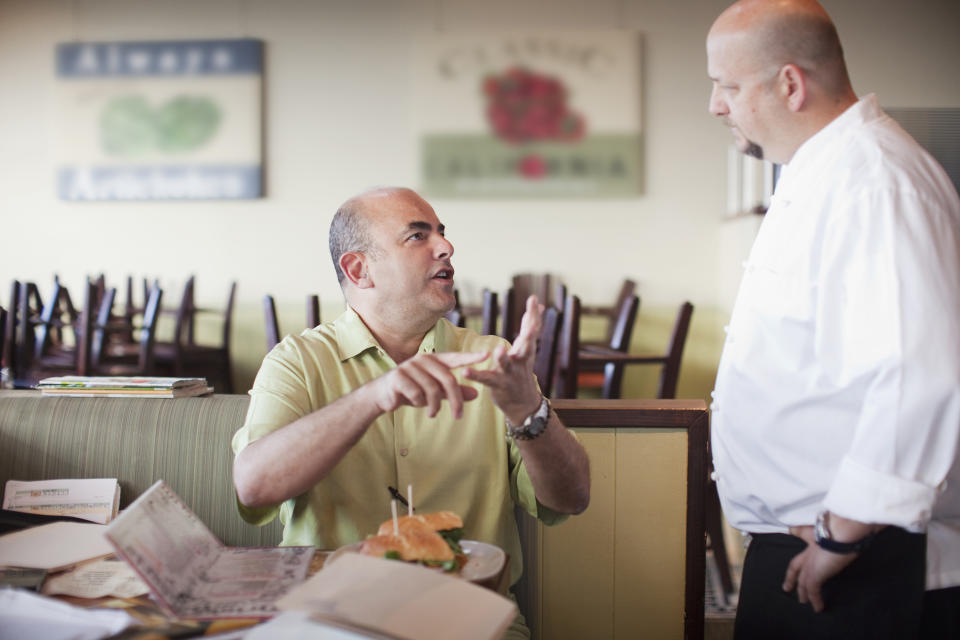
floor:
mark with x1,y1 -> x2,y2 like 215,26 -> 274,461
704,549 -> 739,640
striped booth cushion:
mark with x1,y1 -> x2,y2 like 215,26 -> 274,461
0,390 -> 282,547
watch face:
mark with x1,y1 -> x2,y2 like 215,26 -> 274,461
813,511 -> 828,540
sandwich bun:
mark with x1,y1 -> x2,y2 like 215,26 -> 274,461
376,510 -> 464,536
360,529 -> 454,563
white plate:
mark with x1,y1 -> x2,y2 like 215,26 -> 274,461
326,539 -> 505,583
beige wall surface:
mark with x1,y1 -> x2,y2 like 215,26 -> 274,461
2,0 -> 958,394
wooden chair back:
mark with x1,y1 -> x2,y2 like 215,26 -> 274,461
2,282 -> 17,378
0,306 -> 6,384
263,294 -> 281,351
444,289 -> 465,328
137,284 -> 165,374
220,282 -> 237,353
656,301 -> 694,400
264,293 -> 323,352
307,295 -> 321,329
605,279 -> 637,344
553,294 -> 581,399
532,304 -> 562,397
480,289 -> 498,336
75,279 -> 97,376
14,282 -> 44,378
576,293 -> 640,399
89,286 -> 117,370
503,273 -> 564,341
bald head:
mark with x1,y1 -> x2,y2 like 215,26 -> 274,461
710,0 -> 852,97
328,187 -> 421,286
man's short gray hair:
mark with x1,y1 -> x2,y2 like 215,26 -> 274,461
329,196 -> 377,286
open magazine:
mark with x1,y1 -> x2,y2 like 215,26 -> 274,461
105,480 -> 313,619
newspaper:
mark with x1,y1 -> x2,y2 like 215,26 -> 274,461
105,480 -> 313,620
42,557 -> 149,599
3,478 -> 120,524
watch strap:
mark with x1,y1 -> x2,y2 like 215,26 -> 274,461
505,396 -> 550,441
814,510 -> 875,554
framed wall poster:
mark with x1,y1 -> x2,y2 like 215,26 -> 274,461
415,31 -> 642,198
55,38 -> 263,201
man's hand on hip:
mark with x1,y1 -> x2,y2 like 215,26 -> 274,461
782,524 -> 858,613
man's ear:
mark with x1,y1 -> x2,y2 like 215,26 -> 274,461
340,252 -> 373,289
779,63 -> 807,112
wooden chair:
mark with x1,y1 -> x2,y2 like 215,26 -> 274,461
32,277 -> 80,369
580,301 -> 693,400
580,279 -> 637,349
5,280 -> 80,387
502,273 -> 564,342
264,294 -> 323,351
86,283 -> 164,377
552,294 -> 581,399
155,277 -> 237,393
577,293 -> 640,397
5,278 -> 99,384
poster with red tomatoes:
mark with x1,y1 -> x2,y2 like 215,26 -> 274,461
415,32 -> 641,197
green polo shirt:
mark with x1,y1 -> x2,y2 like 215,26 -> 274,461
232,307 -> 565,585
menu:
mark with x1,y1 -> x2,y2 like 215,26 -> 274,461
105,480 -> 313,619
3,478 -> 120,524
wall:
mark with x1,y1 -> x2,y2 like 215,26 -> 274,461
1,0 -> 958,395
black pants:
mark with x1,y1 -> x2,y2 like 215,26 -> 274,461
735,528 -> 926,640
921,585 -> 960,639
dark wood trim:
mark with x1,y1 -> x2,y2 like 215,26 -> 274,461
552,399 -> 707,640
553,398 -> 707,428
684,411 -> 708,640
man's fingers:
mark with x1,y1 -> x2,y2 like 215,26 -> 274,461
462,367 -> 504,389
808,583 -> 825,613
435,351 -> 489,368
414,356 -> 469,418
509,296 -> 543,358
782,555 -> 801,592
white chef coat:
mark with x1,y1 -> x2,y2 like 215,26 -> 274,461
711,94 -> 960,589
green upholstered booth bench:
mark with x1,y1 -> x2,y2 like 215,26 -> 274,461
0,390 -> 280,547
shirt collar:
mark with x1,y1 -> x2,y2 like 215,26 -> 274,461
787,94 -> 880,170
333,306 -> 453,362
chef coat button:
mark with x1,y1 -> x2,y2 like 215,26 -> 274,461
710,402 -> 719,412
710,471 -> 719,482
723,325 -> 730,334
399,448 -> 409,457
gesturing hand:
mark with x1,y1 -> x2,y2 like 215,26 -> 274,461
782,525 -> 858,613
372,351 -> 488,419
463,295 -> 544,423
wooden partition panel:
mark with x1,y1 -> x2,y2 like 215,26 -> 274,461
526,400 -> 707,640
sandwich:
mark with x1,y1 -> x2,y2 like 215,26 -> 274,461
361,510 -> 466,572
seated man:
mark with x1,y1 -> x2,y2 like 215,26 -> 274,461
232,186 -> 590,637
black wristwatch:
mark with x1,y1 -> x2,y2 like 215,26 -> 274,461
814,510 -> 875,554
505,396 -> 551,441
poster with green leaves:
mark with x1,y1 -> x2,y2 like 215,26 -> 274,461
415,32 -> 642,198
55,39 -> 262,201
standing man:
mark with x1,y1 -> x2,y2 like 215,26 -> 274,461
707,1 -> 960,638
232,186 -> 589,639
